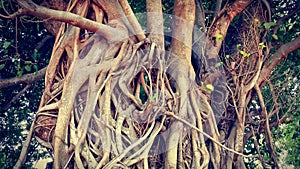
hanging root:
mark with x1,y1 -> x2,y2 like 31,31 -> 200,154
31,1 -> 226,168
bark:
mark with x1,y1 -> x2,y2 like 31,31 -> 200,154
258,36 -> 300,86
7,0 -> 300,169
18,0 -> 128,42
165,0 -> 196,168
146,0 -> 164,48
119,0 -> 146,41
169,0 -> 195,74
0,67 -> 46,89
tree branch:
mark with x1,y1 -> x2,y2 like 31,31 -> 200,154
206,0 -> 253,59
17,0 -> 128,42
258,36 -> 300,85
0,67 -> 46,89
254,84 -> 279,168
118,0 -> 146,41
13,121 -> 35,169
214,0 -> 222,18
3,84 -> 31,111
0,34 -> 51,90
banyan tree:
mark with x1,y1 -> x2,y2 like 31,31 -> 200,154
8,0 -> 300,168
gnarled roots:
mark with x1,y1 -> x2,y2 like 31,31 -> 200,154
32,1 -> 219,168
34,34 -> 220,168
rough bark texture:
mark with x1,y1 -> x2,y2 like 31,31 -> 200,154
9,0 -> 300,168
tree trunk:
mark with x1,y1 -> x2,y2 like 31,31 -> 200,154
11,0 -> 300,168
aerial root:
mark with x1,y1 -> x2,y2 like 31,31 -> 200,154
34,34 -> 232,168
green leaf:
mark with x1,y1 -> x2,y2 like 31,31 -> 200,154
33,65 -> 39,75
0,64 -> 5,70
205,84 -> 214,91
272,34 -> 278,40
263,22 -> 276,30
226,54 -> 230,59
258,42 -> 266,49
17,70 -> 23,77
239,51 -> 245,55
215,62 -> 223,67
216,34 -> 223,40
236,44 -> 242,48
3,41 -> 11,49
33,65 -> 38,72
239,50 -> 250,57
24,65 -> 31,71
149,93 -> 158,102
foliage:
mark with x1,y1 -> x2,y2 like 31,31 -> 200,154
223,1 -> 300,167
279,110 -> 300,167
0,3 -> 54,168
272,56 -> 300,168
